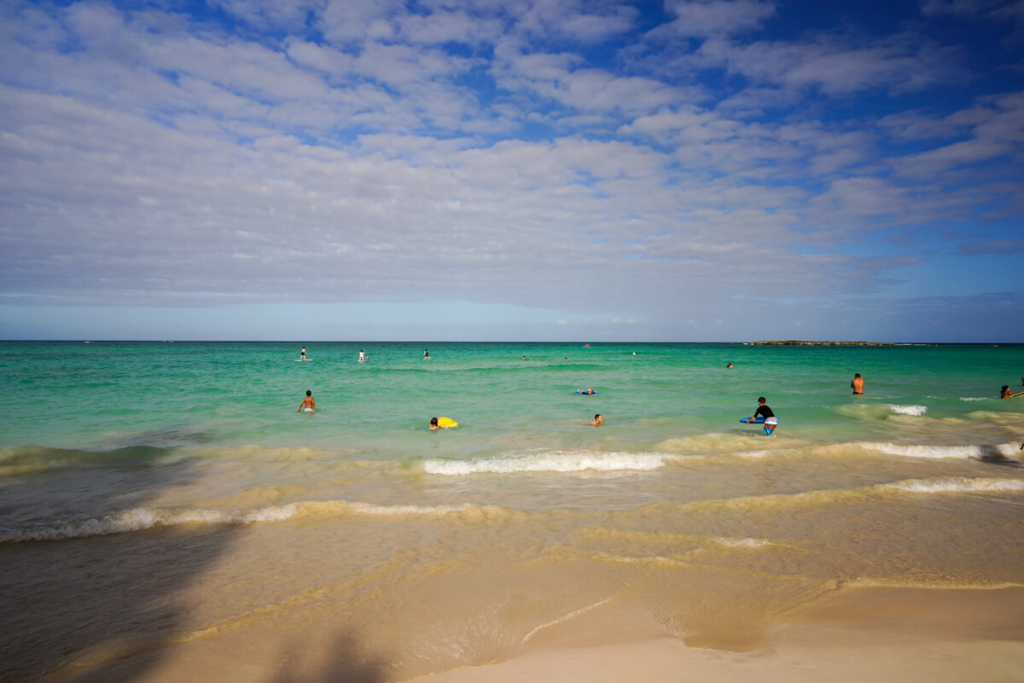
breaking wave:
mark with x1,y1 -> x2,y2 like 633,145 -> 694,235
889,404 -> 927,416
0,499 -> 511,544
861,442 -> 1019,459
422,450 -> 672,475
881,478 -> 1024,494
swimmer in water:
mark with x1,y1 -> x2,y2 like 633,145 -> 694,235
726,363 -> 733,368
1001,386 -> 1024,398
851,373 -> 864,395
298,390 -> 315,414
429,417 -> 439,430
590,414 -> 602,426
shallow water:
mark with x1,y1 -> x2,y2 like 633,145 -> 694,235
1,342 -> 1022,681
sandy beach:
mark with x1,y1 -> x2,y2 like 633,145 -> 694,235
37,585 -> 1024,682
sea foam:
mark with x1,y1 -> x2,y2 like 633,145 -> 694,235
0,500 -> 499,543
881,478 -> 1024,494
422,450 -> 669,475
888,404 -> 927,416
862,442 -> 1018,459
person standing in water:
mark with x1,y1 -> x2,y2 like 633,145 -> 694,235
300,346 -> 307,361
746,397 -> 777,437
424,349 -> 430,360
851,373 -> 864,395
359,349 -> 365,362
298,390 -> 315,413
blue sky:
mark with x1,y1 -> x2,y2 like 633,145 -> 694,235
0,0 -> 1022,341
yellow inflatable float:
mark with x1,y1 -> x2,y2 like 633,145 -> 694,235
430,417 -> 458,430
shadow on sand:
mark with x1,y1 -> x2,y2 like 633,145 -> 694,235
0,444 -> 393,683
0,445 -> 242,683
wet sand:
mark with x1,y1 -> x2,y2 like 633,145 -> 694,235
38,584 -> 1024,682
410,587 -> 1024,683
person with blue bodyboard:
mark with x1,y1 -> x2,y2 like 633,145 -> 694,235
745,397 -> 777,437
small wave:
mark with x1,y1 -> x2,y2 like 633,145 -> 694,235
881,477 -> 1024,494
0,500 -> 507,544
710,536 -> 774,548
889,404 -> 927,416
635,476 -> 1024,517
422,450 -> 669,475
960,397 -> 989,402
0,505 -> 300,543
861,442 -> 1018,459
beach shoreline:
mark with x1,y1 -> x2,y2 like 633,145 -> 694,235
408,585 -> 1024,683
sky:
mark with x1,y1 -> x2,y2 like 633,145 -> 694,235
0,0 -> 1022,342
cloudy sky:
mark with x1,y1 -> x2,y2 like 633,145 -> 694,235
1,0 -> 1022,341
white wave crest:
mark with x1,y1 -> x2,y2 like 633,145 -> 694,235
882,478 -> 1024,494
959,397 -> 988,402
345,501 -> 477,516
711,537 -> 773,548
889,404 -> 927,416
0,504 -> 301,543
0,499 -> 510,544
422,450 -> 667,475
862,442 -> 1017,459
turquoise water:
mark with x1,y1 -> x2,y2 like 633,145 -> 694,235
2,341 -> 1021,454
2,341 -> 1023,681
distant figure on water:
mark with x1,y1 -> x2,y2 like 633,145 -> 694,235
300,346 -> 307,361
746,397 -> 777,437
424,349 -> 430,360
590,414 -> 603,426
851,373 -> 864,395
359,349 -> 365,362
298,390 -> 315,414
726,363 -> 733,368
1001,386 -> 1024,399
523,355 -> 527,360
579,388 -> 596,395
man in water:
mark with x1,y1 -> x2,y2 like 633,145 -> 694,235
580,388 -> 596,395
424,349 -> 430,360
429,417 -> 440,430
359,349 -> 365,362
726,363 -> 733,368
590,414 -> 603,426
746,397 -> 777,437
1001,386 -> 1024,398
300,346 -> 307,361
298,390 -> 315,413
851,373 -> 864,395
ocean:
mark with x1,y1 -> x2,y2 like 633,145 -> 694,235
1,341 -> 1023,681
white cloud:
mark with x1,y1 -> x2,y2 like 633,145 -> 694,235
658,0 -> 776,38
0,0 -> 1020,340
